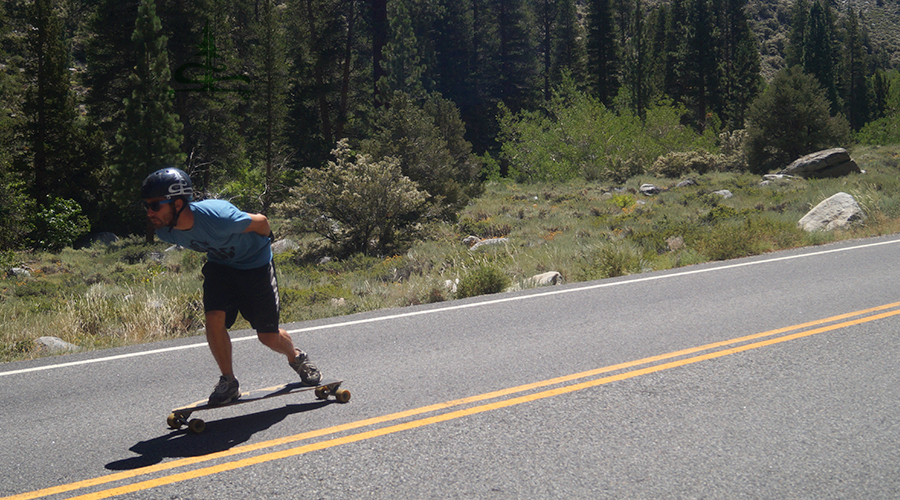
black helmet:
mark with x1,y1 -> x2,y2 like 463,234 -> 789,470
140,167 -> 193,201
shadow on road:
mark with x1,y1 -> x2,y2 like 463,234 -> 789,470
105,401 -> 331,471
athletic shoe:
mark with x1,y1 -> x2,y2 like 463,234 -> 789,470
208,375 -> 240,405
290,349 -> 322,385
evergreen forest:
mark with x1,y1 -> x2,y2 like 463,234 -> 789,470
2,0 -> 900,255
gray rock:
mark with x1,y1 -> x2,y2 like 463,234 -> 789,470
34,336 -> 80,354
798,192 -> 866,232
778,148 -> 861,179
528,271 -> 563,287
463,236 -> 510,251
8,267 -> 30,278
640,184 -> 661,196
272,238 -> 299,254
712,189 -> 733,199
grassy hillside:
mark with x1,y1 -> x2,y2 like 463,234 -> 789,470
2,145 -> 899,363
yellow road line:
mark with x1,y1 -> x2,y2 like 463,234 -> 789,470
6,301 -> 900,500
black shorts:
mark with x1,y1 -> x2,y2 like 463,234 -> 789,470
202,261 -> 280,333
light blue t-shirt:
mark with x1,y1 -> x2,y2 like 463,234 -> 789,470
155,200 -> 272,269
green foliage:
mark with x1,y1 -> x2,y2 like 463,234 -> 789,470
855,116 -> 900,145
279,140 -> 429,256
363,92 -> 482,220
499,82 -> 718,183
745,66 -> 851,174
111,0 -> 184,213
856,70 -> 900,145
456,264 -> 510,299
28,198 -> 90,251
576,242 -> 646,280
0,171 -> 34,250
219,163 -> 266,214
376,0 -> 425,99
610,194 -> 636,210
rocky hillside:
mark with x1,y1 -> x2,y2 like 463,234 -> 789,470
748,0 -> 900,79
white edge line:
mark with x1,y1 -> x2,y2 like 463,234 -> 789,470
3,237 -> 898,377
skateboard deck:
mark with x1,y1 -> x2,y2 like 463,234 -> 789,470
167,378 -> 348,433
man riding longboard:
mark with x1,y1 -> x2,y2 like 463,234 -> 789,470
141,167 -> 322,405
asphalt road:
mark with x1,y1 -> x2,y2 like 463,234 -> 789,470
2,235 -> 900,499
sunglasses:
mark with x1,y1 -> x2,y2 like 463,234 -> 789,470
142,199 -> 175,212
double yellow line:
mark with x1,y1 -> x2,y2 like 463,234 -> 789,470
8,301 -> 900,500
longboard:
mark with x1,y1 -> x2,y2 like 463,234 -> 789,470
167,379 -> 348,433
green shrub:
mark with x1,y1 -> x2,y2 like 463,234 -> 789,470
28,198 -> 90,251
498,80 -> 717,183
856,115 -> 900,145
576,242 -> 646,280
279,140 -> 430,257
362,92 -> 483,220
456,264 -> 510,299
650,151 -> 725,178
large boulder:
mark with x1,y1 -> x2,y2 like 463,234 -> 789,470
778,148 -> 861,179
798,192 -> 866,232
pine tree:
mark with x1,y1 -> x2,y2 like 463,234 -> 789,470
431,0 -> 476,124
663,0 -> 685,101
622,0 -> 652,120
586,0 -> 620,104
672,0 -> 718,129
24,0 -> 77,203
170,3 -> 250,194
287,0 -> 362,155
377,0 -> 426,100
372,0 -> 388,107
0,1 -> 33,249
870,69 -> 890,120
550,0 -> 586,91
746,66 -> 850,173
718,0 -> 761,129
538,0 -> 559,101
250,0 -> 288,214
84,0 -> 139,143
803,0 -> 839,112
496,0 -> 540,111
785,0 -> 809,67
840,8 -> 870,130
113,0 -> 184,219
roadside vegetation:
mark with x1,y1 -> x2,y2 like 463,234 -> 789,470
3,144 -> 899,363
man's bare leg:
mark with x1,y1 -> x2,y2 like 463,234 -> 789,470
259,329 -> 322,384
205,310 -> 234,376
257,328 -> 297,362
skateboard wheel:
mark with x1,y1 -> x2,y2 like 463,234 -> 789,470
314,386 -> 328,400
167,413 -> 181,429
188,419 -> 206,434
334,388 -> 351,403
